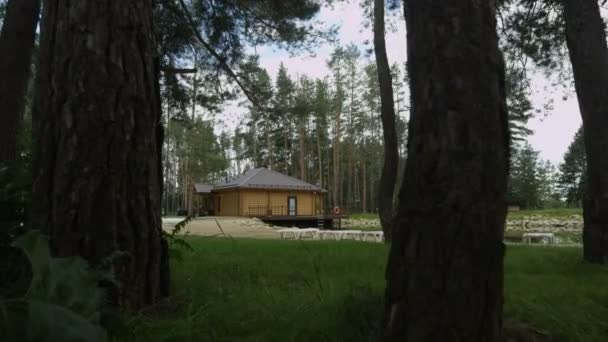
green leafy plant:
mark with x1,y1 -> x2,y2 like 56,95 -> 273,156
163,216 -> 194,261
1,230 -> 111,342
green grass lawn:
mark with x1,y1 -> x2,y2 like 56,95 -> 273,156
350,208 -> 583,222
504,230 -> 583,244
506,208 -> 582,220
112,238 -> 608,342
348,212 -> 381,220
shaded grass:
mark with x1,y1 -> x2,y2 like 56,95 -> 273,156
504,246 -> 608,341
112,238 -> 608,342
507,208 -> 582,220
504,230 -> 582,244
349,212 -> 380,220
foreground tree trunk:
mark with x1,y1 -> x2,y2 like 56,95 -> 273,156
384,1 -> 509,340
31,0 -> 168,308
563,0 -> 608,264
0,0 -> 40,163
373,0 -> 399,242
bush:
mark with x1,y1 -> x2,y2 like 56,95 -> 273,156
0,231 -> 110,342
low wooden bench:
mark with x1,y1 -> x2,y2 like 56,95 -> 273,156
522,232 -> 557,245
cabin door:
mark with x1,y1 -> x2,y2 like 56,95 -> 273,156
287,196 -> 297,216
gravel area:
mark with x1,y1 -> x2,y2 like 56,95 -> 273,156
162,216 -> 279,239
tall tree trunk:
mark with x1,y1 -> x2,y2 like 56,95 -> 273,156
333,111 -> 341,207
267,121 -> 273,170
317,122 -> 323,188
347,152 -> 353,209
362,158 -> 367,212
563,0 -> 608,264
373,0 -> 399,241
384,1 -> 509,340
0,0 -> 40,163
299,120 -> 306,180
252,125 -> 258,167
32,0 -> 168,308
284,121 -> 290,174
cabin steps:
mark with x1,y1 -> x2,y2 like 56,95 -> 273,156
317,216 -> 325,229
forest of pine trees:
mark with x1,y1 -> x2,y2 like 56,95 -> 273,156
3,0 -> 608,340
227,48 -> 409,213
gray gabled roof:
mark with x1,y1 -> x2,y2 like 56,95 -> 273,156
194,183 -> 213,194
213,168 -> 326,192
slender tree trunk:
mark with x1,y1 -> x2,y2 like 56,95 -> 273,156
369,163 -> 375,212
362,157 -> 367,212
563,0 -> 608,264
333,110 -> 341,207
252,126 -> 258,167
284,120 -> 289,174
0,0 -> 40,163
347,152 -> 353,209
317,122 -> 323,188
182,158 -> 188,209
32,0 -> 168,308
383,1 -> 509,340
373,0 -> 399,241
299,120 -> 306,180
267,121 -> 273,170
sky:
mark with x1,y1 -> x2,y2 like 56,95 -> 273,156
219,1 -> 582,165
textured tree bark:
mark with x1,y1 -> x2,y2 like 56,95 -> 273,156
564,0 -> 608,264
0,0 -> 40,163
384,0 -> 509,340
31,0 -> 168,308
373,0 -> 399,242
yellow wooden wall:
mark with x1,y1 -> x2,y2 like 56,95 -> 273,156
240,190 -> 265,216
223,190 -> 325,216
216,191 -> 239,216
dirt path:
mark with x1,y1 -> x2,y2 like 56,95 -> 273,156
162,216 -> 280,239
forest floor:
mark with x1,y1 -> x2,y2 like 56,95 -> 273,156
112,238 -> 608,342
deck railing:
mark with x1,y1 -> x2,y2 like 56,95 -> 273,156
247,205 -> 290,217
246,205 -> 348,217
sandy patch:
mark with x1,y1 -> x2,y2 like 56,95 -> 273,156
162,216 -> 280,239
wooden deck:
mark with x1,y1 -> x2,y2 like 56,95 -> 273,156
256,214 -> 347,229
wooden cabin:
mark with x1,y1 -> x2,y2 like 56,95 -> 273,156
194,168 -> 326,218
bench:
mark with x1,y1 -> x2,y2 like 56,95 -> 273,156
277,228 -> 319,240
361,231 -> 384,242
522,232 -> 557,245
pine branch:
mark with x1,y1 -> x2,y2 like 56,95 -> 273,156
176,0 -> 265,110
162,67 -> 197,74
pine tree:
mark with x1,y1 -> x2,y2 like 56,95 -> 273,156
312,78 -> 332,201
384,0 -> 508,339
510,144 -> 543,209
373,0 -> 399,239
240,55 -> 274,169
342,44 -> 363,210
32,0 -> 168,308
293,75 -> 315,181
563,0 -> 608,263
327,46 -> 347,208
558,126 -> 586,207
273,63 -> 296,174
